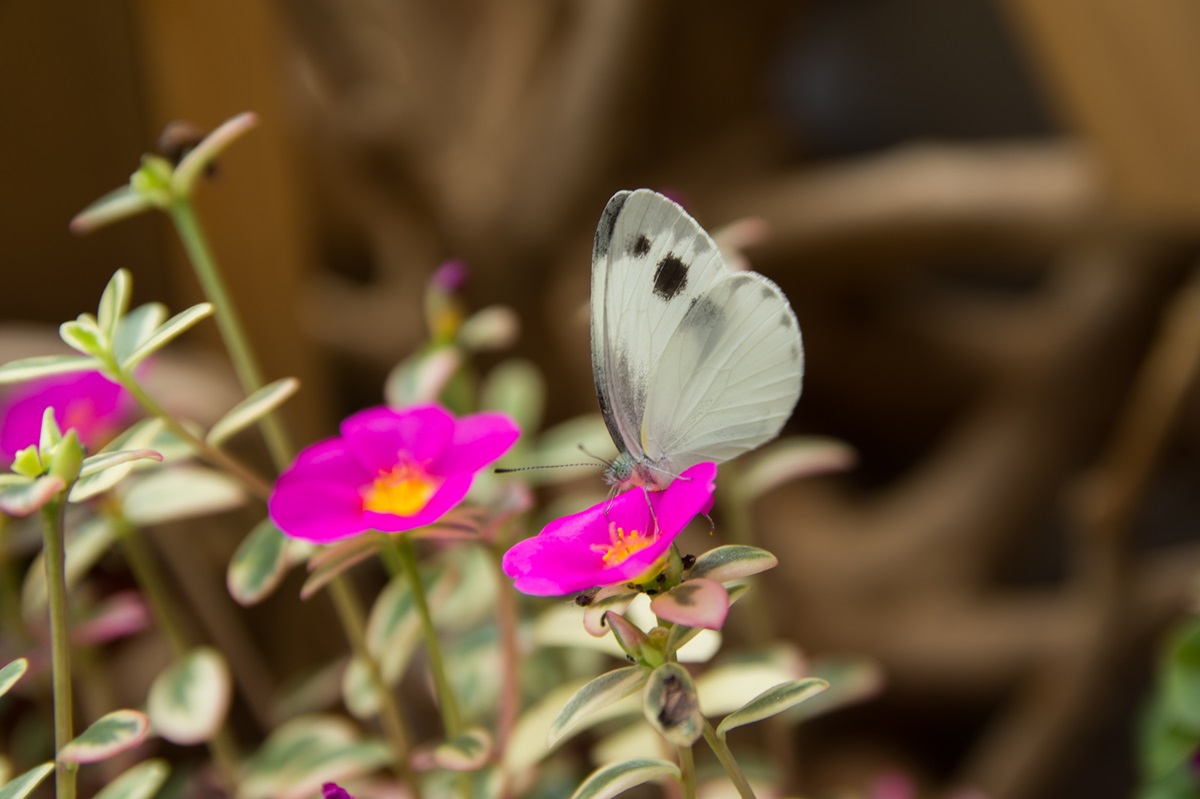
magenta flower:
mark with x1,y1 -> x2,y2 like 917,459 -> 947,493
0,370 -> 133,461
269,404 -> 519,544
321,784 -> 354,799
502,462 -> 717,596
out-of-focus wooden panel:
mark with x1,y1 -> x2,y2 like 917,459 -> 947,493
1004,0 -> 1200,226
128,1 -> 330,441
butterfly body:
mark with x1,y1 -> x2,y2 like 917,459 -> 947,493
591,190 -> 804,492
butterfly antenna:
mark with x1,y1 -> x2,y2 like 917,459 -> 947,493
493,463 -> 599,474
576,444 -> 614,467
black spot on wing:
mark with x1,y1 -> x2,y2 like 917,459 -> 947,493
692,234 -> 712,254
780,312 -> 794,328
594,192 -> 630,259
653,254 -> 689,300
760,285 -> 776,300
631,235 -> 652,257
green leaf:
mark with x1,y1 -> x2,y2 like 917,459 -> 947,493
0,355 -> 98,385
582,586 -> 639,637
1164,618 -> 1200,733
384,347 -> 461,406
686,545 -> 778,582
716,677 -> 829,739
59,320 -> 107,358
147,648 -> 231,745
121,466 -> 245,525
549,666 -> 648,748
605,612 -> 648,661
238,714 -> 391,799
207,378 -> 300,447
642,663 -> 703,746
69,449 -> 163,502
172,112 -> 258,197
69,185 -> 154,235
22,516 -> 117,619
569,759 -> 680,799
97,269 -> 132,344
58,709 -> 150,763
480,358 -> 544,436
0,763 -> 54,799
70,419 -> 165,502
227,519 -> 291,606
92,759 -> 170,799
121,303 -> 214,370
432,727 -> 493,771
113,303 -> 168,365
0,475 -> 65,517
0,659 -> 28,698
39,406 -> 62,453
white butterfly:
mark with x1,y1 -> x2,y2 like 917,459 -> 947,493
591,189 -> 805,491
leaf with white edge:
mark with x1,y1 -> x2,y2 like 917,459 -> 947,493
384,347 -> 461,406
666,584 -> 747,654
58,709 -> 150,763
507,678 -> 643,772
227,519 -> 291,606
70,449 -> 163,502
0,659 -> 28,698
172,112 -> 258,197
0,355 -> 98,385
22,516 -> 117,619
480,358 -> 544,436
121,466 -> 245,525
687,546 -> 778,583
694,645 -> 807,717
238,714 -> 391,799
716,678 -> 830,739
97,269 -> 132,343
113,303 -> 169,364
583,585 -> 638,637
785,655 -> 885,725
0,475 -> 65,517
604,612 -> 648,661
147,648 -> 231,745
569,759 -> 680,799
0,763 -> 54,799
92,759 -> 170,799
60,320 -> 107,358
70,185 -> 153,235
207,378 -> 300,447
738,437 -> 856,501
121,303 -> 214,370
549,666 -> 649,747
650,578 -> 729,631
433,727 -> 493,772
643,663 -> 703,746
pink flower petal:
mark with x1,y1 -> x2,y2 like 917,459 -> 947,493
269,480 -> 367,543
433,412 -> 520,475
502,463 -> 718,596
0,371 -> 131,460
341,405 -> 454,472
284,438 -> 372,485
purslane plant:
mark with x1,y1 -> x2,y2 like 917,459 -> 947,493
0,112 -> 853,799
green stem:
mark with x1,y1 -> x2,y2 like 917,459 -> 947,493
701,720 -> 757,799
390,537 -> 463,737
113,514 -> 241,787
112,370 -> 273,500
327,574 -> 420,798
167,200 -> 292,470
678,744 -> 697,799
40,497 -> 76,799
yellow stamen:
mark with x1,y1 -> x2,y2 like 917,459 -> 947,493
591,522 -> 655,566
363,461 -> 439,516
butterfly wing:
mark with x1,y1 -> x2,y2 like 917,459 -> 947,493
590,190 -> 730,460
639,262 -> 804,472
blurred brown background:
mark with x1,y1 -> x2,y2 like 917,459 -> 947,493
3,1 -> 1200,798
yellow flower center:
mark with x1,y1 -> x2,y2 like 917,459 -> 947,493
363,461 -> 439,516
591,522 -> 655,566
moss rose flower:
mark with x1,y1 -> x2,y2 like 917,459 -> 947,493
502,462 -> 716,595
269,404 -> 519,543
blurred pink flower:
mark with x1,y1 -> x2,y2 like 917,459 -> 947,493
502,462 -> 716,596
269,404 -> 519,544
321,784 -> 354,799
0,370 -> 133,461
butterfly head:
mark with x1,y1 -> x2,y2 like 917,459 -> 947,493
604,451 -> 674,492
